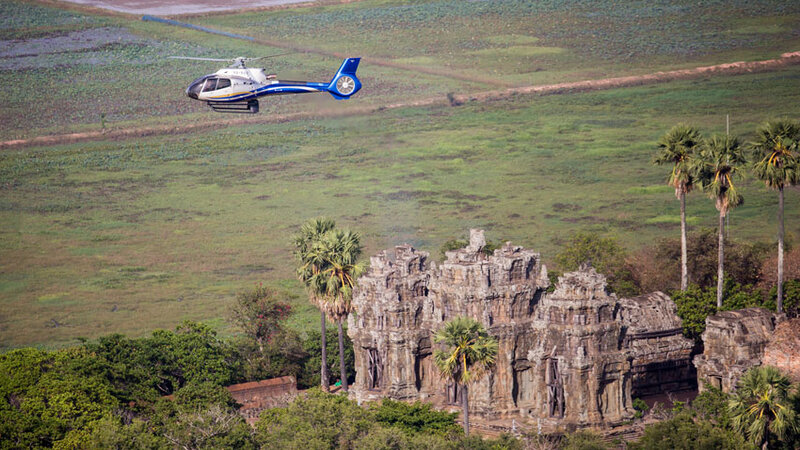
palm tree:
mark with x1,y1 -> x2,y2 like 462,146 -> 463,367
654,124 -> 703,291
293,217 -> 336,392
695,134 -> 746,307
729,366 -> 798,449
433,317 -> 498,435
750,120 -> 800,313
312,228 -> 364,393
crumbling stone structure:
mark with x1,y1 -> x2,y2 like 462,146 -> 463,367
694,308 -> 782,393
618,293 -> 696,396
763,318 -> 800,382
348,230 -> 694,431
226,376 -> 298,424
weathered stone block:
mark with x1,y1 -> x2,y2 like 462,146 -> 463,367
694,308 -> 782,393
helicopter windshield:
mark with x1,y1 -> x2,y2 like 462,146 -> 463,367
186,74 -> 212,99
187,76 -> 233,99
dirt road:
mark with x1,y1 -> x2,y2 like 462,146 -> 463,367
2,51 -> 798,150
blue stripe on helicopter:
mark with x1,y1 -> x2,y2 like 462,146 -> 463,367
209,84 -> 324,102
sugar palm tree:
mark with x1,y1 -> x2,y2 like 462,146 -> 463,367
433,317 -> 498,436
313,228 -> 364,393
654,124 -> 703,291
293,217 -> 336,392
750,120 -> 800,313
729,366 -> 798,449
695,134 -> 746,307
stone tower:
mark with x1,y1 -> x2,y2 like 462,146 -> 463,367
348,230 -> 694,431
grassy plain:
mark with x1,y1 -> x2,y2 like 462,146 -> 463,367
1,0 -> 799,139
196,0 -> 800,84
1,0 -> 799,348
3,66 -> 800,348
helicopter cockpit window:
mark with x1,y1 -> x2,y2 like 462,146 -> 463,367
202,78 -> 218,92
216,78 -> 231,90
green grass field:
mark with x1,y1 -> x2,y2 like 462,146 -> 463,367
1,0 -> 799,349
1,0 -> 799,139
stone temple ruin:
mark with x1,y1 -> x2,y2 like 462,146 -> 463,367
347,230 -> 695,431
694,309 -> 800,392
693,308 -> 781,393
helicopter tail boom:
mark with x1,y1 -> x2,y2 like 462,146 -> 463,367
326,58 -> 362,100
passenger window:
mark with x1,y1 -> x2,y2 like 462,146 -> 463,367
216,79 -> 231,90
202,78 -> 218,92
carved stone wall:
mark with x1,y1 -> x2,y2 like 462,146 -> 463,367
348,230 -> 694,431
694,308 -> 782,393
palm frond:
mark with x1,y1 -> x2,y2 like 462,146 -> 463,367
695,134 -> 746,215
654,124 -> 702,198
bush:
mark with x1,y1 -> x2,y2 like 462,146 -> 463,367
299,327 -> 354,389
630,230 -> 769,293
764,279 -> 800,317
232,329 -> 307,384
561,430 -> 609,450
230,284 -> 293,351
672,280 -> 763,341
758,245 -> 800,293
371,398 -> 461,437
255,389 -> 374,449
554,231 -> 638,297
633,398 -> 649,419
691,385 -> 732,430
628,411 -> 753,450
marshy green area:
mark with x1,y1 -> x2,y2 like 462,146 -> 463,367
1,0 -> 799,349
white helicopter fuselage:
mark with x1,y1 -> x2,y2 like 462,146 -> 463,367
187,67 -> 332,103
182,57 -> 362,113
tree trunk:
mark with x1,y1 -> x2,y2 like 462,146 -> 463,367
461,383 -> 470,436
320,311 -> 330,392
717,212 -> 725,308
680,190 -> 688,291
777,187 -> 785,314
337,320 -> 348,392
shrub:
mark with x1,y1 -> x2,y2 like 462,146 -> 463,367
633,398 -> 649,419
299,327 -> 355,389
255,389 -> 374,449
692,385 -> 732,430
554,231 -> 638,297
628,411 -> 753,450
764,279 -> 800,317
672,280 -> 764,341
561,430 -> 608,450
371,398 -> 461,437
631,230 -> 769,294
230,284 -> 293,351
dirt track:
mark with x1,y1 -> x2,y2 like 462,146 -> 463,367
2,51 -> 798,150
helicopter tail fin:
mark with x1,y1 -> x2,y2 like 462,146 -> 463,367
327,58 -> 362,100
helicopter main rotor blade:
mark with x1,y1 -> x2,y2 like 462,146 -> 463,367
247,52 -> 295,61
168,56 -> 230,62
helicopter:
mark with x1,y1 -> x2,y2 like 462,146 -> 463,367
171,55 -> 362,113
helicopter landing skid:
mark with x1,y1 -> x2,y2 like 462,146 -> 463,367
207,100 -> 259,114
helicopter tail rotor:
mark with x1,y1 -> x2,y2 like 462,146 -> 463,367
326,58 -> 362,100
